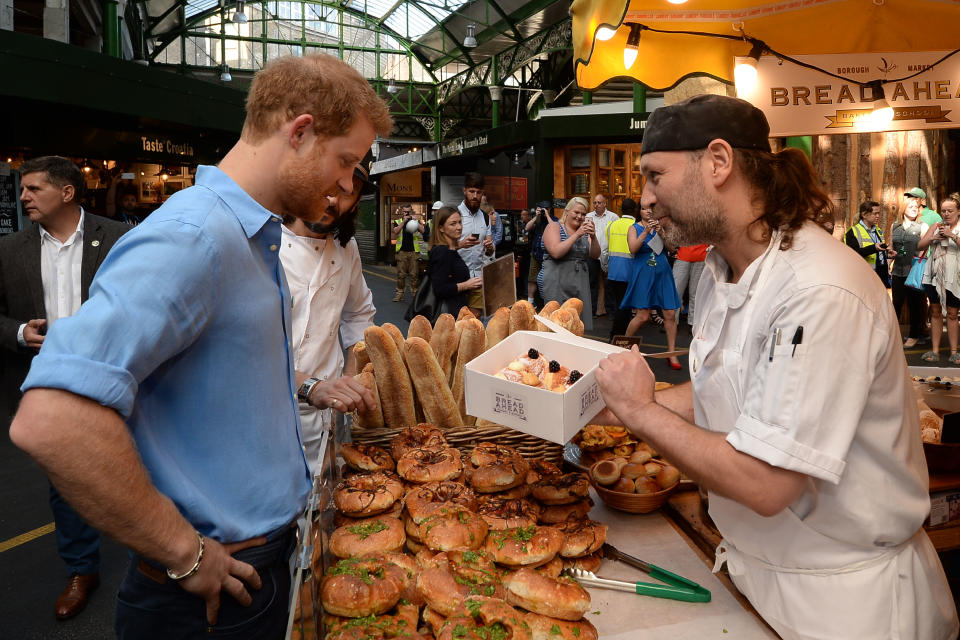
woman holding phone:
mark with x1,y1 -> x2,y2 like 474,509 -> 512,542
918,193 -> 960,363
425,206 -> 482,319
621,207 -> 683,369
538,196 -> 599,330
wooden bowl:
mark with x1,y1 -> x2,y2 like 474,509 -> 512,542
588,460 -> 678,514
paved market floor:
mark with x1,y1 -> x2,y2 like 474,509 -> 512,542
0,261 -> 951,638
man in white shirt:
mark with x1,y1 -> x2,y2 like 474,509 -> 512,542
595,95 -> 957,640
457,171 -> 495,317
586,193 -> 619,318
0,156 -> 128,621
281,163 -> 377,472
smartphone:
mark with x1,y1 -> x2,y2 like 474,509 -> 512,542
470,233 -> 480,240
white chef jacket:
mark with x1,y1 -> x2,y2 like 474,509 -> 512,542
691,222 -> 957,639
280,226 -> 375,472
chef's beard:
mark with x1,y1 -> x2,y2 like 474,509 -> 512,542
657,164 -> 729,248
304,204 -> 339,235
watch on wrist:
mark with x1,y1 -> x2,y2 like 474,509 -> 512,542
298,377 -> 322,403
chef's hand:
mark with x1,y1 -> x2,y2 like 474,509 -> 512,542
307,376 -> 377,413
595,346 -> 656,422
178,535 -> 265,626
23,319 -> 46,349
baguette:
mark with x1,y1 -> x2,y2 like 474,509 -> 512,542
361,362 -> 374,374
537,301 -> 560,331
457,306 -> 475,322
408,315 -> 433,343
549,308 -> 580,336
404,337 -> 463,427
353,371 -> 384,429
451,318 -> 486,424
382,323 -> 407,364
363,326 -> 416,429
485,307 -> 511,350
430,313 -> 459,383
509,300 -> 537,334
354,341 -> 371,371
561,298 -> 584,316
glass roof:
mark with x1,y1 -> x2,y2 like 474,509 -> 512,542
180,0 -> 471,41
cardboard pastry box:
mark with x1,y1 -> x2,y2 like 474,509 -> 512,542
464,330 -> 624,445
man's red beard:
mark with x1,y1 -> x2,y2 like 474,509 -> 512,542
277,152 -> 337,224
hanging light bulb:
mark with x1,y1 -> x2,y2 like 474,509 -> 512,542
734,42 -> 764,95
81,159 -> 93,173
463,24 -> 478,49
871,82 -> 894,124
386,77 -> 400,94
595,25 -> 617,41
623,23 -> 643,69
232,0 -> 248,24
220,64 -> 232,82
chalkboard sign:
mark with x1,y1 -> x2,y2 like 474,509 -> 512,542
0,170 -> 21,236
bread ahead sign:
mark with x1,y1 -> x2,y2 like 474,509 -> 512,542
736,50 -> 958,137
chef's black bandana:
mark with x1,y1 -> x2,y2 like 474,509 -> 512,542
642,94 -> 771,155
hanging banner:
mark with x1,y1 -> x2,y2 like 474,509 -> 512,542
736,50 -> 959,137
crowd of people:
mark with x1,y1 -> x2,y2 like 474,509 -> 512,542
845,188 -> 960,363
2,56 -> 958,640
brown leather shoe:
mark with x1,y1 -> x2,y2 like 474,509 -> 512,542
55,572 -> 100,620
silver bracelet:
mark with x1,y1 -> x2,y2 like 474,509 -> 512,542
166,531 -> 204,581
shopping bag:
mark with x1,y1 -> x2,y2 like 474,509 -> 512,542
905,257 -> 927,290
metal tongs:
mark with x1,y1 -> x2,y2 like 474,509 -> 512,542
562,543 -> 711,603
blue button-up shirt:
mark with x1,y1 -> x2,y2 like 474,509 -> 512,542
22,165 -> 311,542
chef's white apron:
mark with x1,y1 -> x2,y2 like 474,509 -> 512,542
690,233 -> 958,640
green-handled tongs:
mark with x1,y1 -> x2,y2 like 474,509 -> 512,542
562,543 -> 711,603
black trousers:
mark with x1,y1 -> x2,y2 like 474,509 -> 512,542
608,279 -> 630,339
891,274 -> 927,339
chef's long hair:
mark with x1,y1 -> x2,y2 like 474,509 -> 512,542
736,147 -> 836,251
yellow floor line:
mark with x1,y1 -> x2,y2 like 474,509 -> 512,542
0,522 -> 55,553
361,267 -> 398,283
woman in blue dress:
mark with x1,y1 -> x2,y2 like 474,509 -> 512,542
621,207 -> 683,369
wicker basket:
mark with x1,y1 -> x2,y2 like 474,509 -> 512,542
588,460 -> 679,514
351,420 -> 564,466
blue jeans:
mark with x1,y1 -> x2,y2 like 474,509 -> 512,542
115,528 -> 295,639
49,483 -> 100,576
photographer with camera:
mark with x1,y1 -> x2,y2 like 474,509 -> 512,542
845,200 -> 896,287
391,203 -> 424,302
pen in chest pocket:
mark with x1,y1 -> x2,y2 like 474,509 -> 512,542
791,326 -> 804,356
768,328 -> 782,362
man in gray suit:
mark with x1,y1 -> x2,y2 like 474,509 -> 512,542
0,156 -> 128,620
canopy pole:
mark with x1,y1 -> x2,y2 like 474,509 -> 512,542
633,83 -> 646,113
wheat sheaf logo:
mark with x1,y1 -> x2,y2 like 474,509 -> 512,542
877,57 -> 897,75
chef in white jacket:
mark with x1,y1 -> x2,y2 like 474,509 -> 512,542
282,164 -> 377,472
595,94 -> 958,640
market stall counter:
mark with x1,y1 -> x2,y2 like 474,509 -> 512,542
579,493 -> 778,639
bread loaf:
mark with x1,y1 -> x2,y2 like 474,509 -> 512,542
354,341 -> 371,371
353,370 -> 385,429
430,314 -> 459,383
457,306 -> 475,322
408,315 -> 433,343
363,326 -> 416,429
509,300 -> 537,334
485,307 -> 511,350
405,337 -> 463,427
550,309 -> 580,335
537,301 -> 560,331
382,323 -> 408,364
451,318 -> 486,425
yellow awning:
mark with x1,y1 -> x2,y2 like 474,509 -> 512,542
572,0 -> 960,91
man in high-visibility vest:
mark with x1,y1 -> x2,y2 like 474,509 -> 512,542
845,200 -> 896,287
605,197 -> 638,338
391,203 -> 424,302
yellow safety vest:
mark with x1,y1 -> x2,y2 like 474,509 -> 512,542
850,221 -> 882,266
394,218 -> 421,253
606,215 -> 636,260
